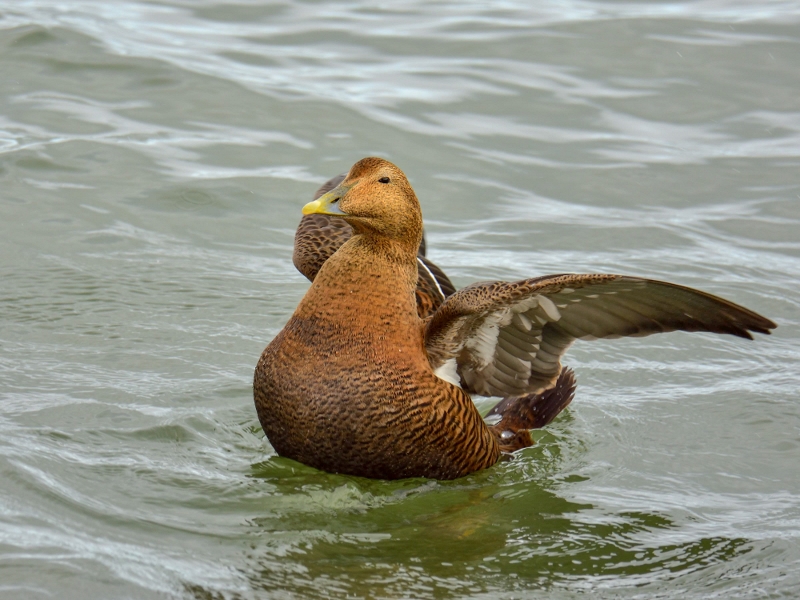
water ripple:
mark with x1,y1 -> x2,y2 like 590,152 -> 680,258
2,1 -> 799,598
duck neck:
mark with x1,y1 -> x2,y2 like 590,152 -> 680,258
294,233 -> 420,330
352,232 -> 420,272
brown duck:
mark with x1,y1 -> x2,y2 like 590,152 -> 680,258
254,157 -> 776,480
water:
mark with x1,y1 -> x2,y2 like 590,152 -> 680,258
1,1 -> 799,598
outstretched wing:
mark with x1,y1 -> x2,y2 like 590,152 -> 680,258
424,274 -> 776,397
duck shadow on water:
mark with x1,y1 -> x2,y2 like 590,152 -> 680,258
184,420 -> 753,599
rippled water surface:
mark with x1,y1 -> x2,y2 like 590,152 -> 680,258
2,1 -> 799,598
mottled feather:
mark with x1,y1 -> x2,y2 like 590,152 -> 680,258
425,274 -> 775,397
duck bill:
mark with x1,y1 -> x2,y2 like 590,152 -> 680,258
302,187 -> 349,216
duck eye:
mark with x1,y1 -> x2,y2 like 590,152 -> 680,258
378,177 -> 390,184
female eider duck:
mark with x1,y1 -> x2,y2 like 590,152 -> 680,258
254,157 -> 776,480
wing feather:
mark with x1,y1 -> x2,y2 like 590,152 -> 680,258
425,274 -> 776,397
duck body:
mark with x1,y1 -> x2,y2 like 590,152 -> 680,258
255,166 -> 498,479
254,157 -> 776,480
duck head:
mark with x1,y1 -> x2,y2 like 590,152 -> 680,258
302,157 -> 423,249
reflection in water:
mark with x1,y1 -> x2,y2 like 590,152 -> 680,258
186,432 -> 749,599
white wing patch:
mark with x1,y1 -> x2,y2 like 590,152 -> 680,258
536,295 -> 562,321
433,358 -> 461,388
459,292 -> 573,397
465,315 -> 502,368
416,257 -> 445,300
484,413 -> 502,426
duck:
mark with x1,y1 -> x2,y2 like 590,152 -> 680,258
254,157 -> 777,480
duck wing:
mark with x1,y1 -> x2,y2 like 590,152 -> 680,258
293,174 -> 456,316
424,274 -> 776,398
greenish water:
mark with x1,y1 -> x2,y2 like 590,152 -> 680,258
1,2 -> 799,598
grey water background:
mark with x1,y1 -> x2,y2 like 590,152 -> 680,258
1,1 -> 799,598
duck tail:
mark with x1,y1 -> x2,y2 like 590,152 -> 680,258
487,367 -> 577,452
